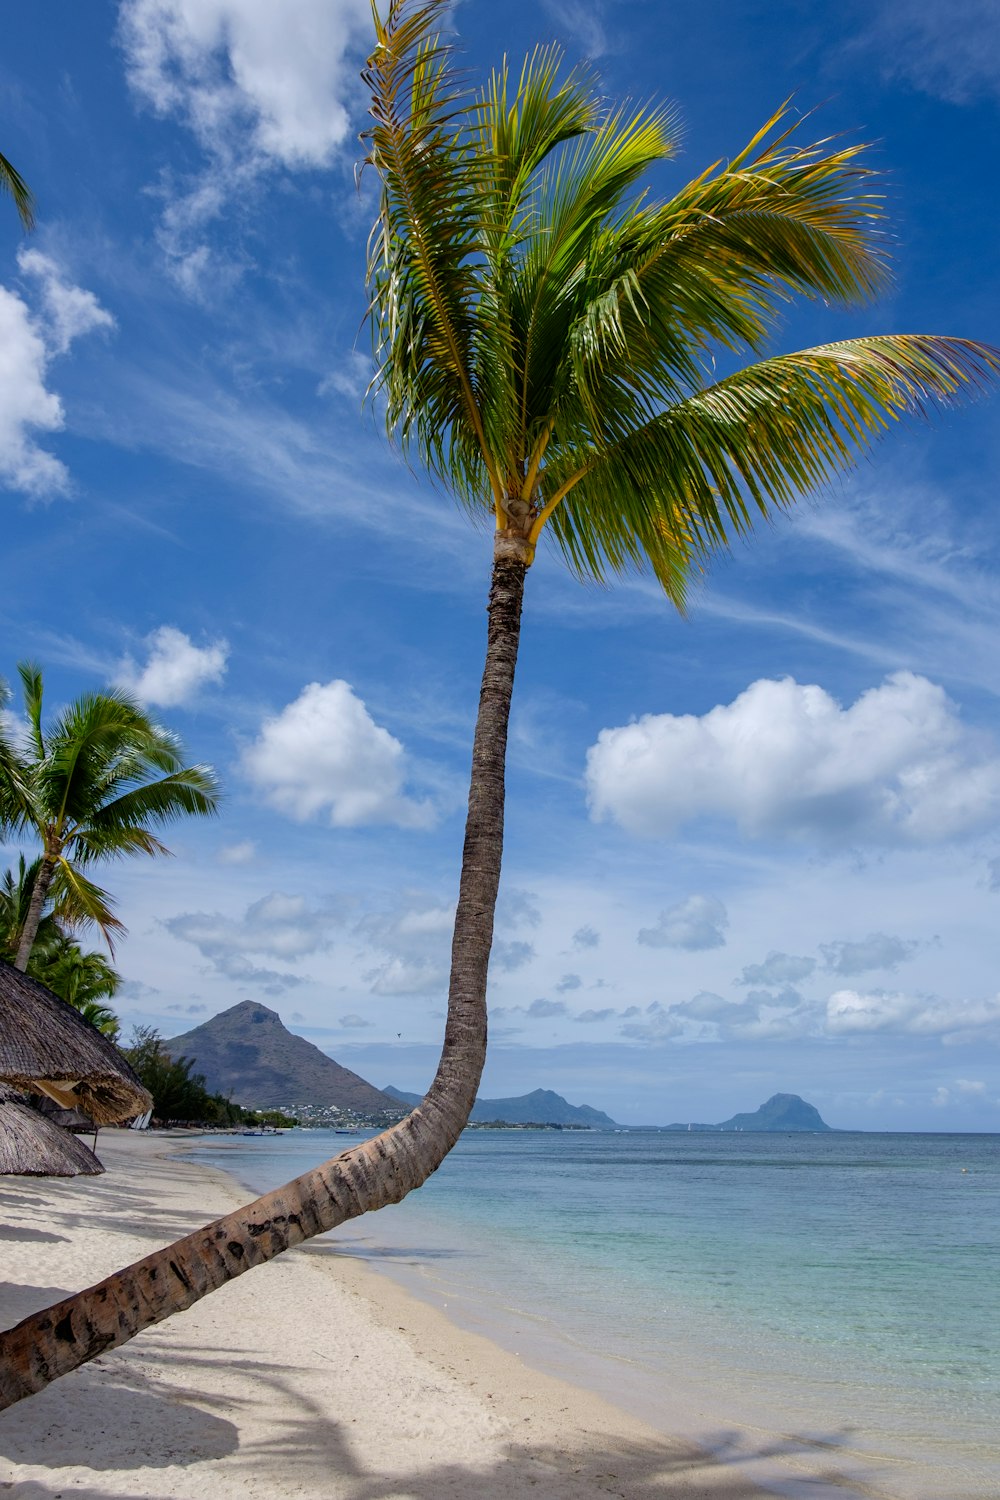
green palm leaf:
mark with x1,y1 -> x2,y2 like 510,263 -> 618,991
540,335 -> 1000,586
0,664 -> 220,965
53,860 -> 126,954
0,150 -> 35,231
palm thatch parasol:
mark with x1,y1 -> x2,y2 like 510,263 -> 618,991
0,1085 -> 104,1176
0,959 -> 151,1125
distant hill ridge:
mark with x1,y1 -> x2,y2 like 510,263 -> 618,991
665,1093 -> 832,1132
384,1085 -> 616,1127
165,1002 -> 404,1114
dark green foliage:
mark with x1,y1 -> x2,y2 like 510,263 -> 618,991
0,857 -> 122,1037
242,1109 -> 299,1129
0,150 -> 34,230
124,1026 -> 244,1126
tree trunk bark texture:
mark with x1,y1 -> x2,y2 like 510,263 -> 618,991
14,856 -> 54,972
0,546 -> 528,1410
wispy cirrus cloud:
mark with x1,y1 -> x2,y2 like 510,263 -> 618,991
849,0 -> 1000,104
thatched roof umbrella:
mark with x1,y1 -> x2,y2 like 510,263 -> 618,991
0,959 -> 151,1126
0,1085 -> 103,1176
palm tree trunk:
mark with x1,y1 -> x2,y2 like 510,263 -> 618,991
14,857 -> 55,972
0,543 -> 528,1410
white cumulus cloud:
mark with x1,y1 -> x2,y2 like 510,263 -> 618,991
118,624 -> 229,705
0,252 -> 114,498
357,893 -> 454,997
217,839 -> 257,865
165,890 -> 344,991
18,249 -> 116,354
586,673 -> 1000,847
118,0 -> 371,293
119,0 -> 369,167
243,679 -> 435,829
638,894 -> 728,950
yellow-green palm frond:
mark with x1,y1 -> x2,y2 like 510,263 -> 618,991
472,45 -> 600,254
552,106 -> 893,436
543,335 -> 1000,591
51,861 -> 126,956
0,151 -> 35,231
364,5 -> 999,608
364,0 -> 497,495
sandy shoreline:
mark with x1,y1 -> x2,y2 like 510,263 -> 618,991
0,1132 -> 875,1499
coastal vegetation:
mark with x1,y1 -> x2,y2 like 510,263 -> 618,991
1,0 -> 997,1406
1,856 -> 122,1037
123,1026 -> 245,1128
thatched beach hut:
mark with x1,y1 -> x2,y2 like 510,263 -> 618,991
0,959 -> 150,1126
0,1084 -> 103,1176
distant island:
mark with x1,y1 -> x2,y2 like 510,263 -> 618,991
662,1093 -> 832,1132
384,1085 -> 617,1128
162,1006 -> 827,1135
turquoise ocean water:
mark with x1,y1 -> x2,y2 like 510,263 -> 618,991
188,1129 -> 999,1499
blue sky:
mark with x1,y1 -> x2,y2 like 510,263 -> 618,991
2,0 -> 999,1128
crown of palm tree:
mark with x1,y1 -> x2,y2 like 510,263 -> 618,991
0,663 -> 219,961
365,0 -> 998,603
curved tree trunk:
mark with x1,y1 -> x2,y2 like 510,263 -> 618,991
0,543 -> 529,1410
14,855 -> 55,972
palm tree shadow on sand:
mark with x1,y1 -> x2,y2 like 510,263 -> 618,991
0,1334 -> 916,1499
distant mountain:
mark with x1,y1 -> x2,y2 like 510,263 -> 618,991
383,1084 -> 616,1127
165,1002 -> 404,1115
665,1093 -> 832,1132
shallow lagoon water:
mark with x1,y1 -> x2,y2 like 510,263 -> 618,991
189,1128 -> 1000,1499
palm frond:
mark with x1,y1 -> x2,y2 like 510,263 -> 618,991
542,335 -> 1000,585
17,662 -> 46,758
0,680 -> 32,832
80,766 -> 220,845
0,151 -> 35,231
365,0 -> 499,499
52,860 -> 126,955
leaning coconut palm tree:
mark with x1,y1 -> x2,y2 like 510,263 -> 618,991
0,663 -> 220,970
0,0 -> 996,1407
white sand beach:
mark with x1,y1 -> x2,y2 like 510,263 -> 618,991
0,1133 -> 858,1500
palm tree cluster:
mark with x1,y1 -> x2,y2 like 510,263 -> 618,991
0,0 -> 996,1408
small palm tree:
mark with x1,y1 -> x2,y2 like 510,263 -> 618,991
0,663 -> 220,970
0,856 -> 61,965
0,0 -> 995,1406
